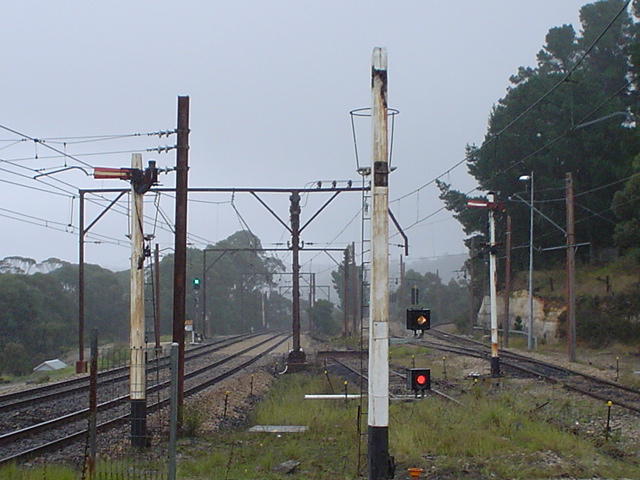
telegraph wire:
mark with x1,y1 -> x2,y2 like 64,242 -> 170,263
397,78 -> 636,235
391,3 -> 632,205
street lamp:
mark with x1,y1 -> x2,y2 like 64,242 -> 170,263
519,172 -> 534,350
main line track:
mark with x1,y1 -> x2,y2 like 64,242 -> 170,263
0,332 -> 289,465
0,332 -> 264,413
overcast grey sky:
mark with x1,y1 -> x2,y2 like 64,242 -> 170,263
0,1 -> 590,271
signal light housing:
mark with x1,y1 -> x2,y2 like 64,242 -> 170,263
192,278 -> 201,290
407,368 -> 431,393
406,308 -> 430,332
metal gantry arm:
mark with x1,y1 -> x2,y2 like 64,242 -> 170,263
77,190 -> 128,373
388,208 -> 408,256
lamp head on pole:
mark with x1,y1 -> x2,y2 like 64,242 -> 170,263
519,175 -> 531,182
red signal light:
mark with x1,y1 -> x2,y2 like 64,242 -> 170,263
407,368 -> 431,395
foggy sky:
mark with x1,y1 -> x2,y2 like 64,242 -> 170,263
0,1 -> 589,272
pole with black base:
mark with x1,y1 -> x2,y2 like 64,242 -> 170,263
368,46 -> 392,480
130,153 -> 147,447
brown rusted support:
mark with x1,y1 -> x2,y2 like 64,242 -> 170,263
88,328 -> 98,475
566,172 -> 576,362
154,243 -> 161,351
77,191 -> 86,373
343,247 -> 350,337
503,215 -> 512,348
172,96 -> 189,419
288,191 -> 306,367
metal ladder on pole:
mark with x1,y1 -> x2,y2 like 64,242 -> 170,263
357,174 -> 372,476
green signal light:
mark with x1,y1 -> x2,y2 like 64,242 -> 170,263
193,278 -> 201,286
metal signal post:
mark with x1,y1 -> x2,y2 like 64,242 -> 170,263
467,194 -> 501,376
129,153 -> 147,446
368,46 -> 391,480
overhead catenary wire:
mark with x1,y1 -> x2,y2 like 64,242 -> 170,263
390,3 -> 632,205
397,78 -> 636,236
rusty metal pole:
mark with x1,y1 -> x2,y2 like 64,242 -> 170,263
77,191 -> 87,373
202,249 -> 207,338
368,46 -> 390,480
503,215 -> 512,348
88,328 -> 98,476
154,243 -> 161,351
488,192 -> 500,377
130,153 -> 147,447
343,247 -> 350,337
172,96 -> 189,418
566,172 -> 576,362
351,243 -> 358,334
288,191 -> 305,366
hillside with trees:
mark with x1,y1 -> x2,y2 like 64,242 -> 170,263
437,0 -> 640,344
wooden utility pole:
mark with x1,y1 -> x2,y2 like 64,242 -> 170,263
154,243 -> 161,351
351,243 -> 359,334
288,191 -> 305,366
468,240 -> 475,330
343,247 -> 350,336
566,172 -> 576,362
130,153 -> 147,446
368,46 -> 390,480
77,191 -> 86,373
503,215 -> 512,348
172,96 -> 189,417
488,193 -> 500,377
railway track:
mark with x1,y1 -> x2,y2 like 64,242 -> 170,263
0,332 -> 261,412
326,355 -> 462,405
0,331 -> 271,437
0,332 -> 289,465
418,329 -> 640,414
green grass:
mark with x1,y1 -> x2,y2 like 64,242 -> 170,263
178,373 -> 640,479
0,464 -> 77,480
4,372 -> 638,480
180,374 -> 359,479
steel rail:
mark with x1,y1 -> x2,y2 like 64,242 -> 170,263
417,331 -> 640,414
0,332 -> 266,414
0,333 -> 290,465
0,333 -> 284,451
328,356 -> 461,405
0,332 -> 256,407
428,330 -> 640,395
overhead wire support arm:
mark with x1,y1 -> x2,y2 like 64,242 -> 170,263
299,191 -> 341,233
82,191 -> 127,235
388,208 -> 408,256
250,192 -> 292,232
511,193 -> 566,235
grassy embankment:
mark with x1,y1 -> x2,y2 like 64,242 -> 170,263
3,335 -> 640,480
177,371 -> 640,479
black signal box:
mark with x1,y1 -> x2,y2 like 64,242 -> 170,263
406,308 -> 431,332
407,368 -> 431,392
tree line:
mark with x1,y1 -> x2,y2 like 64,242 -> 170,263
0,230 -> 292,376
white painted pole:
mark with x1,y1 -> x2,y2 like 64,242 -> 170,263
368,46 -> 390,480
129,153 -> 147,446
488,192 -> 500,376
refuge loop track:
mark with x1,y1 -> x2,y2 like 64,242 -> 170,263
0,331 -> 290,465
416,329 -> 640,414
